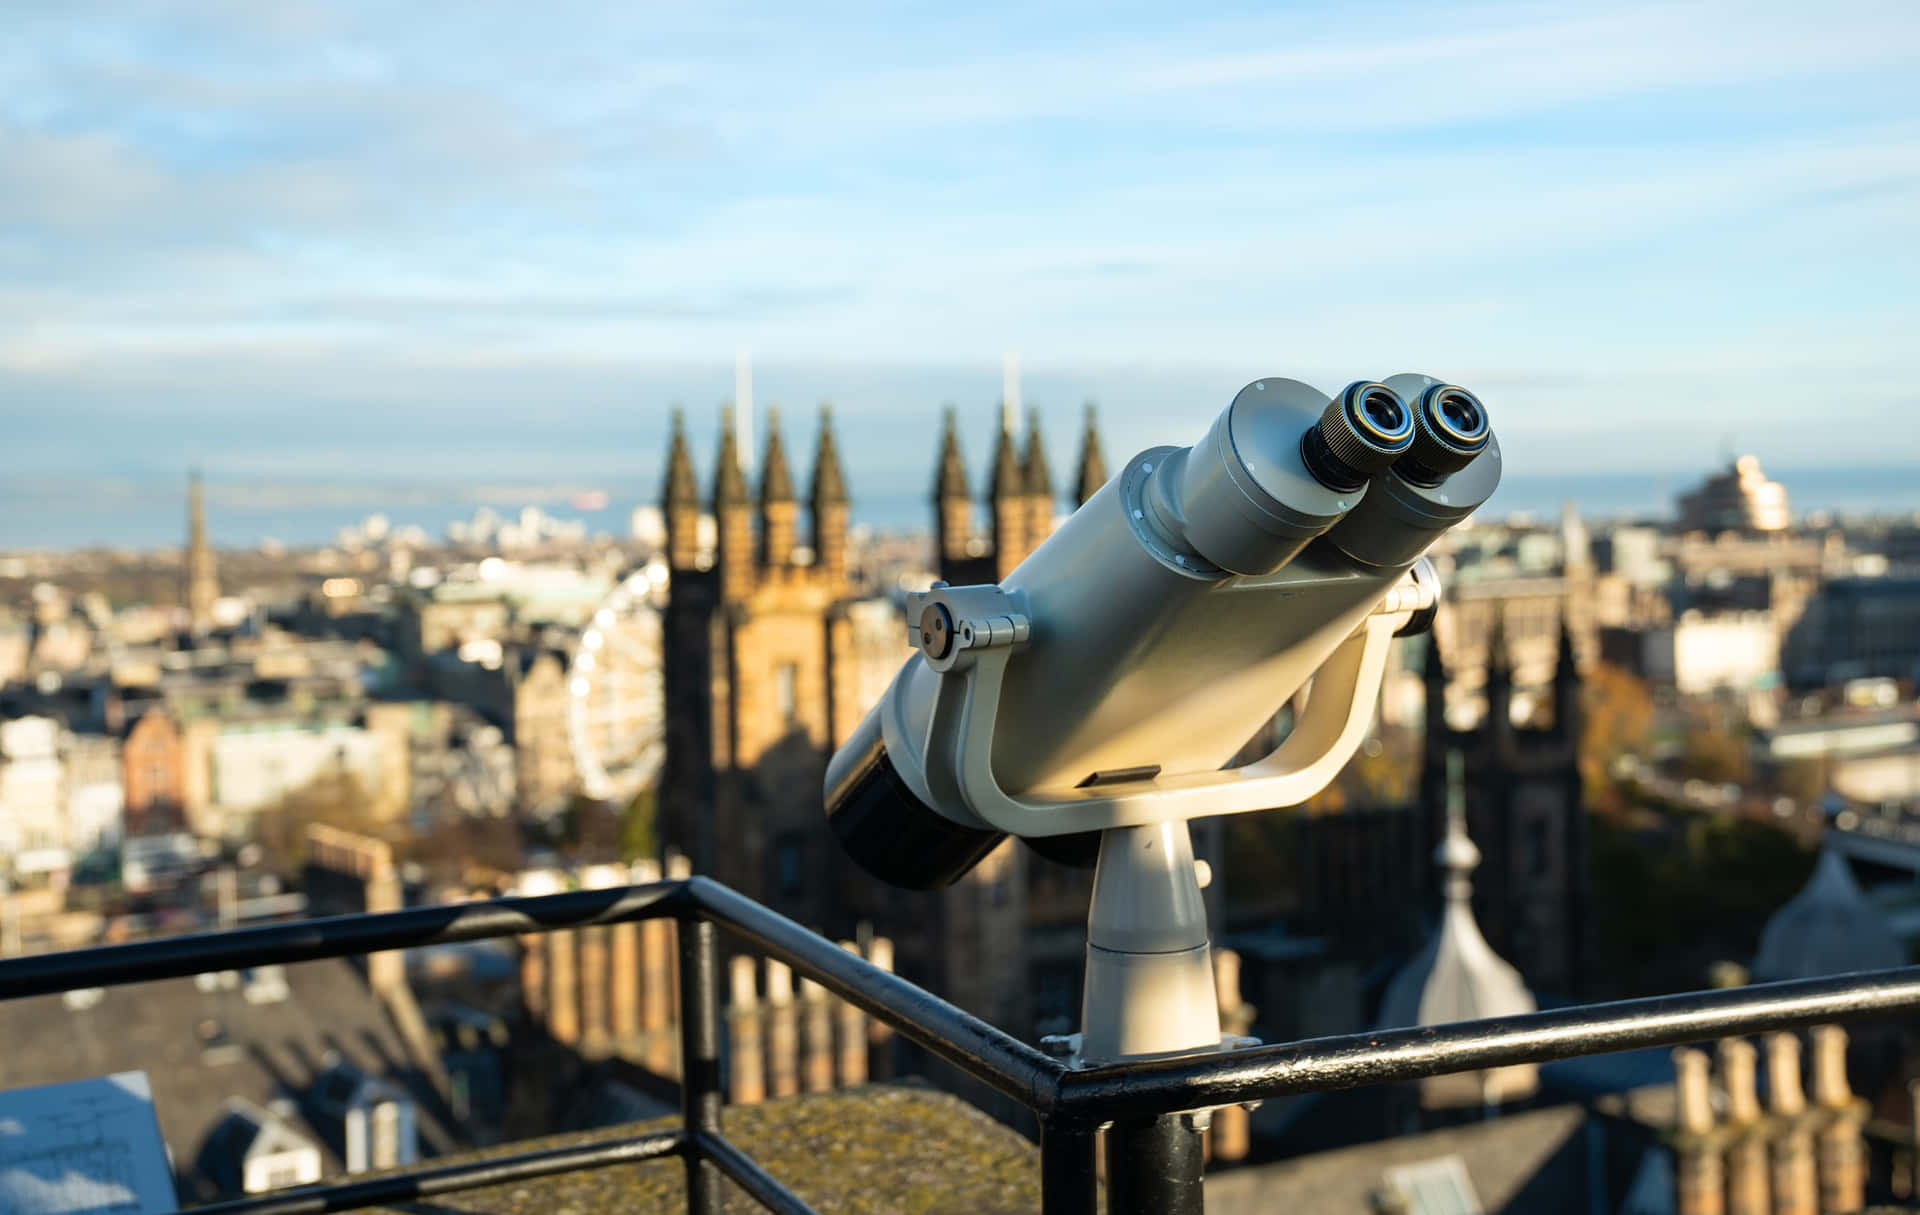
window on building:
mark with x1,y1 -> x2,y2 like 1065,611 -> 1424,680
1523,817 -> 1551,877
775,663 -> 799,726
774,834 -> 805,900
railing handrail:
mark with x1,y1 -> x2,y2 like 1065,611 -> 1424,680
5,876 -> 1920,1215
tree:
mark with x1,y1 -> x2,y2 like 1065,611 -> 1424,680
620,786 -> 658,864
1680,723 -> 1750,786
249,769 -> 386,876
405,814 -> 525,886
1580,663 -> 1654,811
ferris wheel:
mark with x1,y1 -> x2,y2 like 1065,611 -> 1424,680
566,561 -> 668,805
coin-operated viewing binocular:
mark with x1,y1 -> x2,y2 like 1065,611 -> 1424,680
826,373 -> 1498,884
825,372 -> 1499,1066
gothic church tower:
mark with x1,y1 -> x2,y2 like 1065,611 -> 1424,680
185,469 -> 220,636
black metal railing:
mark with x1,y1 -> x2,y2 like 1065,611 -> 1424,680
3,875 -> 1919,1214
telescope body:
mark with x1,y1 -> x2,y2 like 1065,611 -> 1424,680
826,374 -> 1499,890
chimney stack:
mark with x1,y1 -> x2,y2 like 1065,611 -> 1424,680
1810,1026 -> 1863,1215
1767,1033 -> 1817,1215
1211,949 -> 1254,1163
610,917 -> 640,1044
546,927 -> 581,1047
766,960 -> 799,1098
578,925 -> 610,1056
801,976 -> 834,1093
1674,1047 -> 1724,1215
520,933 -> 548,1021
729,956 -> 766,1105
1720,1039 -> 1769,1215
836,943 -> 869,1088
634,859 -> 674,1073
864,938 -> 897,1081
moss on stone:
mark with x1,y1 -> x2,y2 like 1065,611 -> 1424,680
366,1085 -> 1039,1215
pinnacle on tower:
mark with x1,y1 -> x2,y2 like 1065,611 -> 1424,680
662,408 -> 699,507
1022,408 -> 1053,503
1484,609 -> 1513,732
933,405 -> 975,573
712,406 -> 749,509
1437,751 -> 1480,902
933,406 -> 969,502
1376,750 -> 1538,1107
1552,617 -> 1584,742
809,404 -> 851,587
989,410 -> 1026,503
758,408 -> 798,569
759,407 -> 795,505
1423,628 -> 1448,736
1553,618 -> 1578,686
1075,401 -> 1108,507
809,404 -> 848,507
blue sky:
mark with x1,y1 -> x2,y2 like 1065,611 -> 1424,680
3,0 -> 1919,541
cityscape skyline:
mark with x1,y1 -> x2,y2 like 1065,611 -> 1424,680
10,450 -> 1920,553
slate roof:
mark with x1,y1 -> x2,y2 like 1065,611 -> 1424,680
1205,1105 -> 1590,1215
1752,844 -> 1907,981
0,957 -> 456,1202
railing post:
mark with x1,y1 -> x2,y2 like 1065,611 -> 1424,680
1107,1114 -> 1205,1215
678,915 -> 724,1214
1039,1114 -> 1100,1215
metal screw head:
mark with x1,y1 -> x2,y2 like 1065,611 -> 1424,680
918,603 -> 954,659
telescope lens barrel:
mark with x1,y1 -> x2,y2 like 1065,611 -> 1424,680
1398,384 -> 1490,486
824,709 -> 1007,890
1301,382 -> 1416,492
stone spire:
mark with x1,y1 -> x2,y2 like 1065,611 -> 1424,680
1424,627 -> 1448,721
759,408 -> 798,568
809,404 -> 848,508
662,408 -> 702,571
758,409 -> 795,505
988,411 -> 1028,576
1553,618 -> 1581,740
185,469 -> 219,636
1022,407 -> 1054,548
809,405 -> 850,589
663,408 -> 699,505
713,406 -> 754,601
712,406 -> 749,510
1075,402 -> 1109,507
1377,751 -> 1538,1108
933,406 -> 972,570
1484,609 -> 1513,734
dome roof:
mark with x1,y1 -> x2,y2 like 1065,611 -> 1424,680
1751,845 -> 1905,982
1377,753 -> 1537,1108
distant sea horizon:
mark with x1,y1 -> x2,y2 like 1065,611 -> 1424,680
4,464 -> 1919,553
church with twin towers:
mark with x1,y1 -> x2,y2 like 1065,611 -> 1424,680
655,380 -> 1107,1033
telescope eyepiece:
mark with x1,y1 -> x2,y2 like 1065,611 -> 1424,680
1397,384 -> 1490,486
1302,382 -> 1416,492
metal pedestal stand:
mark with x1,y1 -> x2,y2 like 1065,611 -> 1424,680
1046,820 -> 1254,1215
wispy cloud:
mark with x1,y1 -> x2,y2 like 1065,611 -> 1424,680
0,0 -> 1916,518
